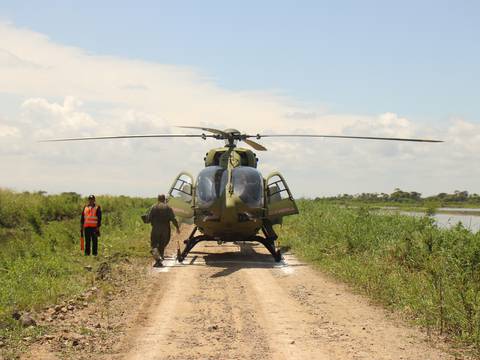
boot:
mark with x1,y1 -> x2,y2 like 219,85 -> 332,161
153,259 -> 163,268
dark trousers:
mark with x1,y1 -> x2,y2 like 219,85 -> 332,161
84,227 -> 98,256
151,227 -> 171,259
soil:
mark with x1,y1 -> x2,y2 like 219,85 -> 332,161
18,226 -> 471,360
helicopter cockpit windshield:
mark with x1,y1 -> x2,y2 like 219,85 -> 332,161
232,167 -> 264,207
196,166 -> 227,206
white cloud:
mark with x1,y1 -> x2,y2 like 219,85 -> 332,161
0,115 -> 22,155
0,48 -> 42,68
446,119 -> 480,155
0,123 -> 19,137
21,96 -> 98,138
0,21 -> 478,197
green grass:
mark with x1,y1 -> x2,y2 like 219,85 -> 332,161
3,190 -> 480,355
0,189 -> 154,352
279,200 -> 480,350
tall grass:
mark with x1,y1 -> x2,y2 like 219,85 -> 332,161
0,189 -> 152,230
0,189 -> 154,333
279,200 -> 480,348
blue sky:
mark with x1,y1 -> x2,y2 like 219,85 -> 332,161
1,0 -> 478,121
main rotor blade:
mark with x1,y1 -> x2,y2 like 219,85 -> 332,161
177,126 -> 228,137
243,138 -> 267,151
251,134 -> 443,143
39,134 -> 214,142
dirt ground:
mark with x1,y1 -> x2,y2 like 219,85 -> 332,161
20,226 -> 470,360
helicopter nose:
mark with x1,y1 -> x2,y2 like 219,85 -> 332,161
221,198 -> 238,223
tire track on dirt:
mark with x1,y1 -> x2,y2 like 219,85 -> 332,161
268,253 -> 456,359
119,260 -> 199,360
244,265 -> 332,360
119,243 -> 274,360
118,242 -> 458,360
158,263 -> 271,360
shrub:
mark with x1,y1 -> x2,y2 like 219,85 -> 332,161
279,200 -> 480,348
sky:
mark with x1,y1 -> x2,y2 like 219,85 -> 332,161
0,1 -> 479,197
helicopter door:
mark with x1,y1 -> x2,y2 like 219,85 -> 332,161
167,172 -> 194,223
265,172 -> 298,223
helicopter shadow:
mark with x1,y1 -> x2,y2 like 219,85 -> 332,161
190,242 -> 290,278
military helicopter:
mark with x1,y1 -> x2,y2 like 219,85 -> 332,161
43,126 -> 442,262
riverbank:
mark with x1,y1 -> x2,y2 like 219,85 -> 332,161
316,199 -> 480,214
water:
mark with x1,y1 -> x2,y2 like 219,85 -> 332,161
401,211 -> 480,233
437,207 -> 480,213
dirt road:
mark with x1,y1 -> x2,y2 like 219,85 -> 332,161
111,234 -> 454,360
24,227 -> 460,360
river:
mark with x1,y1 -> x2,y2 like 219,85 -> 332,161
401,210 -> 480,233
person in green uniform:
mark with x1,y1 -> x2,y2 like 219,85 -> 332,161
147,194 -> 180,267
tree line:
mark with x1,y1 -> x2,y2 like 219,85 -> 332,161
319,189 -> 480,204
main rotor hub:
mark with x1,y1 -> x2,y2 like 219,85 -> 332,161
222,128 -> 242,147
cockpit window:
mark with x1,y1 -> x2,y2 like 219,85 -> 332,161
196,166 -> 227,206
232,167 -> 264,207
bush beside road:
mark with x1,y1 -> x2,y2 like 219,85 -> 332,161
280,200 -> 480,353
0,189 -> 153,357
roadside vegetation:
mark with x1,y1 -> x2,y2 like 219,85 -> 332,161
279,200 -> 480,352
3,188 -> 480,355
0,189 -> 154,354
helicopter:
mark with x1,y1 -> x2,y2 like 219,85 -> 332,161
42,126 -> 442,262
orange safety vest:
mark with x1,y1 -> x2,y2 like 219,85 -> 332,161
83,206 -> 98,228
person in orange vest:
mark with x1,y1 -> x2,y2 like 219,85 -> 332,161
81,195 -> 102,256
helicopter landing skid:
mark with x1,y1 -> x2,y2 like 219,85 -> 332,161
177,226 -> 208,263
254,236 -> 283,262
176,226 -> 283,263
